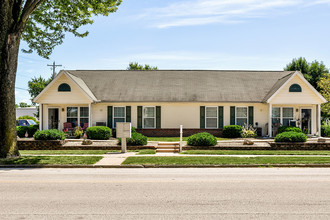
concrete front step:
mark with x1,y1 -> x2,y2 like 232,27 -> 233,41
156,149 -> 180,153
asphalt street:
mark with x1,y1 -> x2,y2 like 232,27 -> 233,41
0,168 -> 329,219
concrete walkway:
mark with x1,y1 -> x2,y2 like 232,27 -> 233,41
94,152 -> 136,165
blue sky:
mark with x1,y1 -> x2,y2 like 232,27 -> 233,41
16,0 -> 330,104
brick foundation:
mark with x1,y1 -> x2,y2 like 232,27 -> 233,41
269,142 -> 330,150
17,140 -> 155,150
135,128 -> 222,137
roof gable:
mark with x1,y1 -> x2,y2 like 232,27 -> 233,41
34,71 -> 95,104
267,72 -> 327,104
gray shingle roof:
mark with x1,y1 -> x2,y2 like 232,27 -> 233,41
65,70 -> 295,103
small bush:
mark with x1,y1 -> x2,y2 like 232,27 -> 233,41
222,125 -> 242,138
17,125 -> 39,138
86,126 -> 112,140
274,131 -> 307,142
74,126 -> 83,138
34,129 -> 66,140
131,126 -> 136,133
119,132 -> 148,146
241,124 -> 257,138
321,125 -> 330,137
187,132 -> 217,146
278,126 -> 302,134
18,115 -> 38,123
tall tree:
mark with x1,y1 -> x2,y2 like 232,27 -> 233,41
127,62 -> 158,70
28,76 -> 51,105
284,57 -> 329,90
0,0 -> 121,158
318,75 -> 330,117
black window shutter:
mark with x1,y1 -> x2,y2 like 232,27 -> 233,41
156,106 -> 161,128
218,106 -> 224,129
107,106 -> 113,128
230,106 -> 235,125
126,106 -> 131,122
200,106 -> 205,129
137,106 -> 142,129
248,106 -> 254,126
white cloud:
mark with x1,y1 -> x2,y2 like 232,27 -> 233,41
139,0 -> 329,28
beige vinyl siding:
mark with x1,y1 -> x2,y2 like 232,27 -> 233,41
38,74 -> 91,104
90,102 -> 269,135
270,75 -> 323,104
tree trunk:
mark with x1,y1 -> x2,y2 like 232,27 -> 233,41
0,2 -> 20,158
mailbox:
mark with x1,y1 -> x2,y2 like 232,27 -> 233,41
116,122 -> 131,138
116,122 -> 131,153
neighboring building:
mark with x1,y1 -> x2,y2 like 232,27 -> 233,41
33,70 -> 327,137
16,107 -> 38,119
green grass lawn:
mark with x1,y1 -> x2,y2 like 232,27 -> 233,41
122,156 -> 330,165
20,150 -> 119,155
0,156 -> 103,165
181,150 -> 330,155
147,137 -> 228,142
137,149 -> 156,155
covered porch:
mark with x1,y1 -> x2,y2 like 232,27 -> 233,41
39,103 -> 92,131
267,103 -> 322,137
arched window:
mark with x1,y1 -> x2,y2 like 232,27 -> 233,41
289,84 -> 302,92
58,83 -> 71,92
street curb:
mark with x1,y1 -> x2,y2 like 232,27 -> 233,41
1,164 -> 330,168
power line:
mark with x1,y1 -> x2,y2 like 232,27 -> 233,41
47,61 -> 62,79
15,87 -> 28,91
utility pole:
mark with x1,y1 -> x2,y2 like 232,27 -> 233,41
47,61 -> 62,79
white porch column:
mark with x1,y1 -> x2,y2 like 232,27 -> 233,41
39,104 -> 43,130
89,103 -> 92,127
318,104 -> 321,137
268,103 -> 272,137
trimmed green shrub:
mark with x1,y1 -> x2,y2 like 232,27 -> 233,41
278,126 -> 302,134
119,132 -> 148,146
187,132 -> 217,146
33,129 -> 66,140
321,125 -> 330,137
18,115 -> 38,123
86,126 -> 112,140
222,125 -> 242,138
274,131 -> 307,142
131,126 -> 136,133
17,125 -> 39,138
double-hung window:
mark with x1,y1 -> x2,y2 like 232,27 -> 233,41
282,108 -> 294,126
143,107 -> 155,128
113,107 -> 125,128
67,107 -> 78,127
205,107 -> 218,128
272,107 -> 294,126
80,107 -> 89,127
236,107 -> 248,126
272,107 -> 281,126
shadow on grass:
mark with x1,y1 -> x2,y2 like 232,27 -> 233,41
0,156 -> 42,165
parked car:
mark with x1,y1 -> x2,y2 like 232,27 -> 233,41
16,119 -> 37,127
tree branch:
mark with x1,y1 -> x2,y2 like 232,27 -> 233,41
16,0 -> 45,32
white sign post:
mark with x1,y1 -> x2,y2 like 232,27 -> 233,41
116,122 -> 131,153
179,125 -> 183,152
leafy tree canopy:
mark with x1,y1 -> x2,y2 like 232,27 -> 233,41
21,0 -> 122,59
318,75 -> 330,117
18,102 -> 31,108
28,76 -> 51,105
284,57 -> 329,90
127,62 -> 158,70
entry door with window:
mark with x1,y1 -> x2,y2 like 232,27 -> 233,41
48,108 -> 59,129
301,109 -> 312,134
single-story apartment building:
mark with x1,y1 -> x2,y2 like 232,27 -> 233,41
34,70 -> 327,137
